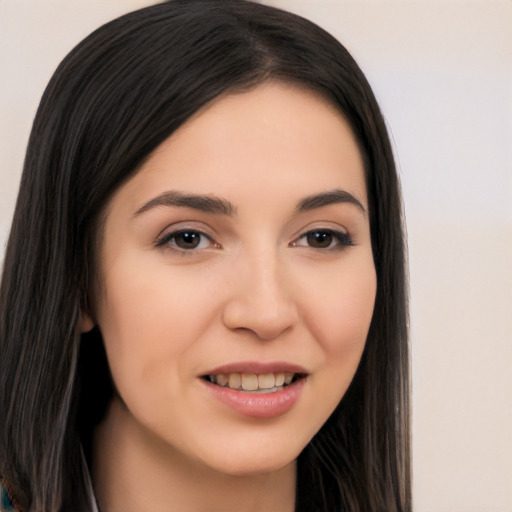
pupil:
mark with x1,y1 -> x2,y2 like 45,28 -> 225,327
176,232 -> 200,248
307,231 -> 332,248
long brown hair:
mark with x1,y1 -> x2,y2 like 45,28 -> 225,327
0,1 -> 410,510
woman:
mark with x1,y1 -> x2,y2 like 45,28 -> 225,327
0,1 -> 410,510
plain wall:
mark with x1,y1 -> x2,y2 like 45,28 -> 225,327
1,1 -> 511,511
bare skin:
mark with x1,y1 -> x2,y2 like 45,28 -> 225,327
86,81 -> 376,512
93,398 -> 296,512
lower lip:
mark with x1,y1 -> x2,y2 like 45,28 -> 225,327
202,378 -> 306,418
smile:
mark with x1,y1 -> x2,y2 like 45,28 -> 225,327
203,372 -> 303,393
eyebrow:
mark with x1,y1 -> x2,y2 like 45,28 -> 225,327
134,191 -> 236,217
134,188 -> 367,218
296,189 -> 367,216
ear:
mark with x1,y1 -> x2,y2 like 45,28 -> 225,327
79,310 -> 95,333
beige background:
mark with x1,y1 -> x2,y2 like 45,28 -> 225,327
1,1 -> 511,510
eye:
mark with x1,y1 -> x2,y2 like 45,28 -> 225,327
156,229 -> 217,252
291,229 -> 353,250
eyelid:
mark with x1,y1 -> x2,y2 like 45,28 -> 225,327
155,224 -> 221,253
290,226 -> 353,250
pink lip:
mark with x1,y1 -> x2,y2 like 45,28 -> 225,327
202,361 -> 308,376
202,377 -> 306,418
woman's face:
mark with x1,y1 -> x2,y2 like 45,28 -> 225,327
88,82 -> 376,476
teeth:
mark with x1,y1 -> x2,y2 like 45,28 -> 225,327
241,373 -> 259,391
228,373 -> 241,389
216,374 -> 229,386
258,373 -> 275,389
208,372 -> 298,392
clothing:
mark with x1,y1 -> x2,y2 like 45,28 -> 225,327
0,479 -> 17,512
83,452 -> 100,512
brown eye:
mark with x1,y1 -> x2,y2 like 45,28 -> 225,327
306,231 -> 333,248
174,231 -> 202,249
292,229 -> 353,250
156,229 -> 215,251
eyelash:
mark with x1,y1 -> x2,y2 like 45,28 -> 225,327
155,229 -> 218,254
291,229 -> 353,251
155,228 -> 353,254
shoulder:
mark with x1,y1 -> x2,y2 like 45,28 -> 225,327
0,479 -> 19,512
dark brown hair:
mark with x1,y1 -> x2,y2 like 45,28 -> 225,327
0,1 -> 410,510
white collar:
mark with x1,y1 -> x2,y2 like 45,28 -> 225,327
81,445 -> 100,512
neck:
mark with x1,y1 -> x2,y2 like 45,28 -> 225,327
91,398 -> 296,512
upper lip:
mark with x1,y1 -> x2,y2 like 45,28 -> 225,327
201,361 -> 309,376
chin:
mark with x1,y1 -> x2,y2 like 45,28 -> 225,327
201,442 -> 301,478
213,457 -> 297,478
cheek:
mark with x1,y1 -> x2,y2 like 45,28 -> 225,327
301,255 -> 376,351
299,256 -> 376,396
323,282 -> 376,352
95,256 -> 218,395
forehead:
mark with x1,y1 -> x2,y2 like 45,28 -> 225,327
109,81 -> 367,215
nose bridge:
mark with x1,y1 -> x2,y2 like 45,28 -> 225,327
251,248 -> 286,306
222,242 -> 298,340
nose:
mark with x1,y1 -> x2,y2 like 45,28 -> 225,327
221,250 -> 299,341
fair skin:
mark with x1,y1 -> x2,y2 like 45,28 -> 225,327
83,82 -> 376,512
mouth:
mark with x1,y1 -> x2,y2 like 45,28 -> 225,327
201,372 -> 307,393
